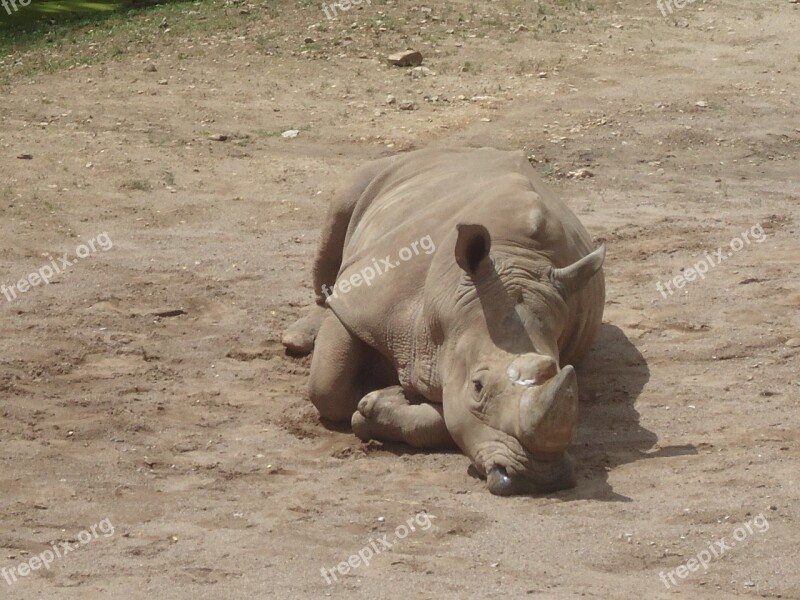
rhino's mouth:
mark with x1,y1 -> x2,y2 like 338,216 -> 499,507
473,440 -> 575,496
484,454 -> 575,496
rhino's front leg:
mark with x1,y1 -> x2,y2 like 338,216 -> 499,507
351,387 -> 455,450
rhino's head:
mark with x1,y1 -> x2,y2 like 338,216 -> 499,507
437,223 -> 604,496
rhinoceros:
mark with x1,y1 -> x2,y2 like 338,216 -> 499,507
282,147 -> 605,495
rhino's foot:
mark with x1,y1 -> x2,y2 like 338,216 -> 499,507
351,387 -> 455,450
281,304 -> 328,356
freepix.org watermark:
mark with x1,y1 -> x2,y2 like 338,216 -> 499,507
321,234 -> 435,302
322,0 -> 370,20
2,518 -> 115,586
1,0 -> 31,16
659,513 -> 769,589
655,223 -> 765,299
320,511 -> 436,585
1,232 -> 113,303
657,0 -> 699,17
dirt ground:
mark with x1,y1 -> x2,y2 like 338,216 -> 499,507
1,0 -> 799,598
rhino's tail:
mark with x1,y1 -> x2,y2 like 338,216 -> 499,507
282,155 -> 398,355
311,155 -> 398,306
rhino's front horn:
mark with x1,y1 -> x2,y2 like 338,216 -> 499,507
518,365 -> 579,457
550,244 -> 605,298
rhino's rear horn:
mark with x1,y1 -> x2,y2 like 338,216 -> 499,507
550,244 -> 605,298
455,223 -> 492,274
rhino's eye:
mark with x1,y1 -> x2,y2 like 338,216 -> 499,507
471,370 -> 489,400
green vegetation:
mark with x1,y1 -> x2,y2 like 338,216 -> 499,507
0,0 -> 272,82
0,0 -> 173,28
0,0 -> 120,28
0,0 -> 188,56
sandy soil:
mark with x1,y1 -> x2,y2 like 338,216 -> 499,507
1,0 -> 799,598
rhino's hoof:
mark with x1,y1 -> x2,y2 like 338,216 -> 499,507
351,411 -> 374,442
357,389 -> 409,420
356,390 -> 383,419
282,338 -> 311,356
283,307 -> 329,356
281,327 -> 315,356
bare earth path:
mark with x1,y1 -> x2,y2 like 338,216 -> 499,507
0,1 -> 798,598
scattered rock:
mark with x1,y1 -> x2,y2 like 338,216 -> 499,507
385,94 -> 397,105
17,153 -> 33,160
514,24 -> 528,32
143,63 -> 157,73
304,37 -> 315,44
695,100 -> 709,108
568,168 -> 594,179
281,129 -> 300,138
157,79 -> 168,85
399,101 -> 417,111
537,71 -> 548,78
208,134 -> 228,142
173,441 -> 199,453
785,338 -> 800,348
388,50 -> 423,67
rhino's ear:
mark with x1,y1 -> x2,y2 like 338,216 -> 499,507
455,224 -> 492,275
550,244 -> 605,298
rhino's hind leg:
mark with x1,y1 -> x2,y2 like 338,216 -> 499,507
309,314 -> 384,422
282,304 -> 328,356
351,387 -> 455,450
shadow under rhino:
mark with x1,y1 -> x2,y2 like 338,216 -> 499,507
564,324 -> 695,502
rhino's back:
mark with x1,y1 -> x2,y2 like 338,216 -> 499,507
327,148 -> 603,376
340,148 -> 533,259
